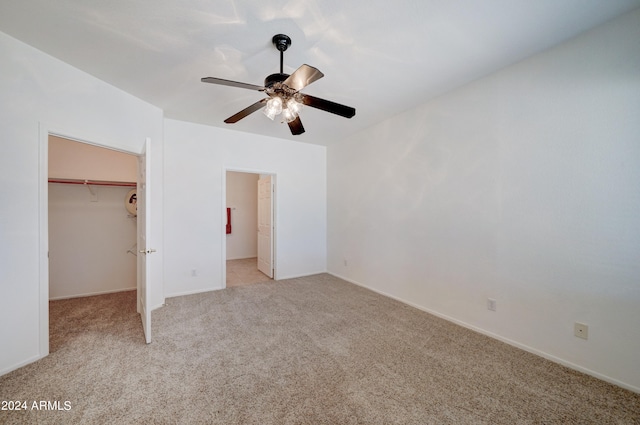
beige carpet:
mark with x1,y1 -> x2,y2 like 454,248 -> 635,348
1,274 -> 638,424
227,258 -> 272,287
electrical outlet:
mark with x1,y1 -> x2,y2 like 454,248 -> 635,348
574,322 -> 588,340
487,298 -> 497,311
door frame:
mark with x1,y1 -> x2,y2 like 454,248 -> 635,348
38,123 -> 149,356
222,167 -> 277,287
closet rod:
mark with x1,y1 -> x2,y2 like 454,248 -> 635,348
48,178 -> 136,187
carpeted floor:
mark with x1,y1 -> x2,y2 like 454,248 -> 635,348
227,258 -> 272,287
1,274 -> 638,424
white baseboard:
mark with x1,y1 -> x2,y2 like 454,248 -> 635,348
49,287 -> 136,301
276,270 -> 327,281
328,272 -> 640,394
164,286 -> 222,299
226,255 -> 257,261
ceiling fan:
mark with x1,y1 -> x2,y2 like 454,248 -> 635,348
201,34 -> 356,136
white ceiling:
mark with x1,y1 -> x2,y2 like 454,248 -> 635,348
1,0 -> 638,145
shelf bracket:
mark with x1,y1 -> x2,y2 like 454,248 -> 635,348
84,180 -> 98,202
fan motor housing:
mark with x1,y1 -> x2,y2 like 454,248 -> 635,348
264,73 -> 289,88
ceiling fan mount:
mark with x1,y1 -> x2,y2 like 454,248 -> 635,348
201,34 -> 355,136
272,34 -> 291,53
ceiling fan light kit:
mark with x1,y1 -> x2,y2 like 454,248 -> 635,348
201,34 -> 355,136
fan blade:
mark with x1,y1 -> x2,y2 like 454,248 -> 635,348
287,116 -> 305,135
301,94 -> 356,118
224,99 -> 268,123
283,64 -> 324,91
201,77 -> 265,91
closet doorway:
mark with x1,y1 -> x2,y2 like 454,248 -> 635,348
225,171 -> 275,287
48,135 -> 139,349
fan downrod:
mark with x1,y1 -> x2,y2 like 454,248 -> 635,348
272,34 -> 291,75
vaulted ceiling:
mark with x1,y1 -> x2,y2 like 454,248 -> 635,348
1,0 -> 638,145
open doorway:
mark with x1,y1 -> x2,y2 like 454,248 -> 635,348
225,171 -> 275,287
38,127 -> 153,359
47,135 -> 147,351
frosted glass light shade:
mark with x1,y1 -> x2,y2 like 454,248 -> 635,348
282,107 -> 297,123
287,98 -> 303,115
264,107 -> 277,120
263,97 -> 283,120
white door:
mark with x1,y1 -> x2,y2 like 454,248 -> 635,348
257,175 -> 273,278
137,138 -> 152,343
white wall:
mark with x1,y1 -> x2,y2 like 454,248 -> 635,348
0,30 -> 164,376
49,183 -> 137,299
328,10 -> 640,392
226,171 -> 258,260
164,119 -> 326,297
